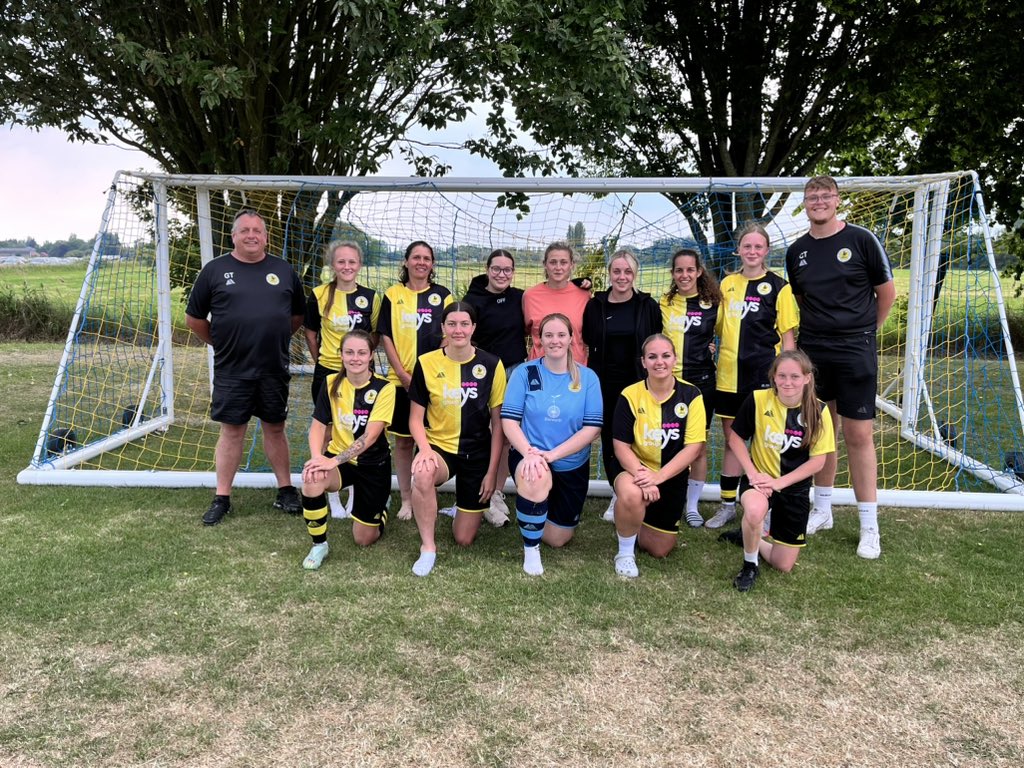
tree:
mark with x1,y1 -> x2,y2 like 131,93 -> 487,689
1,0 -> 492,270
566,221 -> 586,249
2,1 -> 486,177
472,1 -> 1024,259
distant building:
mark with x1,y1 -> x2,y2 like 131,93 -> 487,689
0,247 -> 44,258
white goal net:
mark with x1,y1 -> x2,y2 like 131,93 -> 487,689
17,172 -> 1024,510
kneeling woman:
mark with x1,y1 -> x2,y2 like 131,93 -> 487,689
408,302 -> 507,577
725,350 -> 835,592
501,313 -> 602,576
300,330 -> 396,570
610,334 -> 706,578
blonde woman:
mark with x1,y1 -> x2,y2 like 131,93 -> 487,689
304,239 -> 381,518
501,313 -> 602,576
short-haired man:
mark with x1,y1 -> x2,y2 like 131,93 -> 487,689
186,209 -> 306,525
784,176 -> 896,559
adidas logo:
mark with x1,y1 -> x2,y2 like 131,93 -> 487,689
764,410 -> 774,417
435,371 -> 445,378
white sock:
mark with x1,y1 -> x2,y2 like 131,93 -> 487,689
744,549 -> 759,566
412,550 -> 436,577
814,486 -> 833,514
523,545 -> 544,576
858,502 -> 879,531
686,480 -> 704,513
616,533 -> 637,558
327,491 -> 346,518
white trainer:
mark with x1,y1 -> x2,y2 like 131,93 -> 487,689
602,495 -> 616,522
614,553 -> 639,578
484,491 -> 510,526
857,528 -> 881,559
438,505 -> 457,518
302,542 -> 329,570
704,505 -> 736,529
685,508 -> 704,528
806,507 -> 833,535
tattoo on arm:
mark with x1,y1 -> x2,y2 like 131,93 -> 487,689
334,435 -> 367,466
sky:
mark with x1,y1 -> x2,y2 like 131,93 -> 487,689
0,119 -> 808,251
0,120 -> 506,244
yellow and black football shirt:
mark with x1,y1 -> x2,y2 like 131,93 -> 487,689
731,389 -> 835,492
378,283 -> 453,385
716,271 -> 798,393
305,283 -> 381,370
408,348 -> 507,456
612,379 -> 706,473
659,292 -> 718,380
313,373 -> 396,466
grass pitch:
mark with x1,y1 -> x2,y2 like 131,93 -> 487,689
1,344 -> 1023,767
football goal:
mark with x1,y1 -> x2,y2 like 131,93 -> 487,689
17,172 -> 1024,510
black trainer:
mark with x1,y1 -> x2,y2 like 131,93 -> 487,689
717,527 -> 744,547
274,485 -> 302,515
202,496 -> 231,526
733,562 -> 759,592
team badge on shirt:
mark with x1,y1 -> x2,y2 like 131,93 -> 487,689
266,273 -> 280,286
699,300 -> 713,310
472,364 -> 487,379
837,248 -> 852,263
757,282 -> 773,295
364,389 -> 377,404
355,295 -> 369,309
428,292 -> 442,306
674,402 -> 689,419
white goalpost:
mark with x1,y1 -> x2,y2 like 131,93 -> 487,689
17,172 -> 1024,510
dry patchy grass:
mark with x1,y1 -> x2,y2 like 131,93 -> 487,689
2,625 -> 1022,767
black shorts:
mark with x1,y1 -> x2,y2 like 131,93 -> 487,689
683,370 -> 716,428
429,445 -> 490,514
336,460 -> 392,528
388,386 -> 412,437
311,362 -> 339,405
509,449 -> 590,529
609,458 -> 689,534
715,387 -> 767,420
211,374 -> 290,425
739,476 -> 810,547
799,334 -> 877,420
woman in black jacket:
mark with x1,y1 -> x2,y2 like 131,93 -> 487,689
582,250 -> 662,521
461,249 -> 526,526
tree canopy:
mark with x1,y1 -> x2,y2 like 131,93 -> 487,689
1,0 -> 484,177
1,0 -> 497,269
472,0 -> 1024,249
4,0 -> 1021,261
